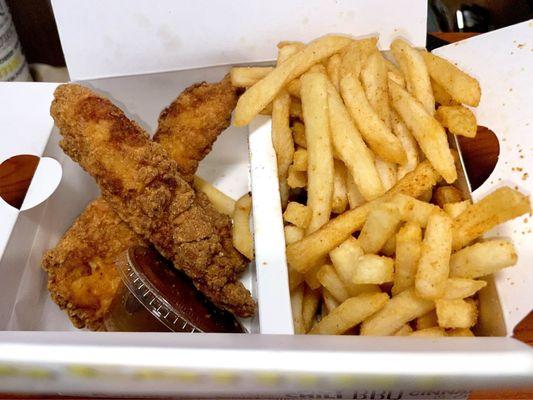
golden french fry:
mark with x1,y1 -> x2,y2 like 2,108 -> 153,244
441,278 -> 487,300
360,288 -> 434,336
431,78 -> 457,106
436,298 -> 478,329
317,264 -> 349,303
358,203 -> 401,253
447,328 -> 474,337
322,288 -> 340,314
452,187 -> 531,250
345,172 -> 367,209
341,73 -> 407,164
232,193 -> 254,260
421,51 -> 481,107
283,202 -> 312,229
352,254 -> 394,285
234,35 -> 352,126
193,176 -> 235,216
272,90 -> 293,206
301,72 -> 334,233
332,160 -> 348,214
392,193 -> 440,227
374,158 -> 397,192
394,324 -> 413,336
287,165 -> 307,188
339,38 -> 378,79
230,67 -> 274,87
286,161 -> 440,273
389,79 -> 457,183
326,53 -> 342,91
327,80 -> 385,201
450,239 -> 517,279
361,51 -> 391,127
433,185 -> 463,207
284,225 -> 305,245
443,200 -> 471,219
415,310 -> 438,330
392,221 -> 422,296
292,147 -> 308,171
436,105 -> 477,138
292,121 -> 307,147
291,285 -> 305,334
302,286 -> 321,333
286,79 -> 301,98
391,39 -> 435,115
310,292 -> 388,335
385,59 -> 405,87
392,111 -> 419,180
415,211 -> 452,300
409,327 -> 446,337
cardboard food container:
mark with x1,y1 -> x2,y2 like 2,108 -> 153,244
0,0 -> 531,397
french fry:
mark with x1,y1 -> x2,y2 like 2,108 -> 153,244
291,285 -> 305,334
287,165 -> 307,188
381,234 -> 396,257
327,80 -> 385,201
304,263 -> 323,290
284,225 -> 305,245
345,172 -> 367,209
301,72 -> 334,233
418,188 -> 433,203
317,264 -> 350,303
389,79 -> 457,183
436,105 -> 477,138
234,35 -> 352,126
391,39 -> 435,115
452,187 -> 531,250
447,328 -> 474,337
360,288 -> 435,336
341,73 -> 407,164
272,90 -> 293,205
352,254 -> 394,285
431,78 -> 456,106
332,160 -> 348,214
292,122 -> 307,148
409,327 -> 446,337
415,211 -> 452,300
192,176 -> 236,216
443,200 -> 471,219
420,51 -> 481,107
286,161 -> 440,273
339,38 -> 379,79
392,221 -> 422,296
361,51 -> 391,127
392,193 -> 440,227
232,193 -> 254,260
327,53 -> 342,91
230,66 -> 274,87
450,239 -> 517,278
394,324 -> 413,336
392,112 -> 419,180
433,185 -> 463,208
374,158 -> 397,192
358,203 -> 401,253
286,79 -> 301,98
302,286 -> 321,333
385,59 -> 406,87
322,288 -> 340,314
283,202 -> 312,229
436,298 -> 478,329
292,147 -> 308,171
415,310 -> 438,330
441,278 -> 487,300
310,292 -> 389,335
288,268 -> 305,291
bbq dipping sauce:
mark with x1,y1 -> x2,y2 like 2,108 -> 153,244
104,246 -> 245,333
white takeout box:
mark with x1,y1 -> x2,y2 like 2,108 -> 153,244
0,1 -> 531,396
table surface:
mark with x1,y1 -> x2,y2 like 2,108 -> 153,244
0,32 -> 531,400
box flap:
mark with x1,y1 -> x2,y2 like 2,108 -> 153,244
51,0 -> 427,81
433,21 -> 533,333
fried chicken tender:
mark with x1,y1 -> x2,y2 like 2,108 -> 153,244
50,83 -> 255,318
42,199 -> 145,330
154,75 -> 238,181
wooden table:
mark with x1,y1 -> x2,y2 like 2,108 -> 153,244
0,32 -> 531,400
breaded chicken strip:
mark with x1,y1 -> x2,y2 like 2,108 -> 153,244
43,78 -> 241,329
42,199 -> 145,330
51,84 -> 255,318
155,75 -> 238,181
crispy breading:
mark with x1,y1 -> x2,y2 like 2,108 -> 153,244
154,75 -> 238,181
42,199 -> 145,330
50,83 -> 255,318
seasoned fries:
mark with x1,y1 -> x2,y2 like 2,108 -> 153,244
436,105 -> 477,138
192,176 -> 236,216
450,239 -> 517,278
232,193 -> 254,260
352,255 -> 394,285
392,222 -> 422,296
433,185 -> 463,207
436,298 -> 478,329
358,203 -> 401,253
283,202 -> 311,229
317,264 -> 349,303
230,67 -> 274,87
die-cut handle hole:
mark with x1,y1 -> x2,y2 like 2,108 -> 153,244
457,126 -> 500,191
0,154 -> 62,211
